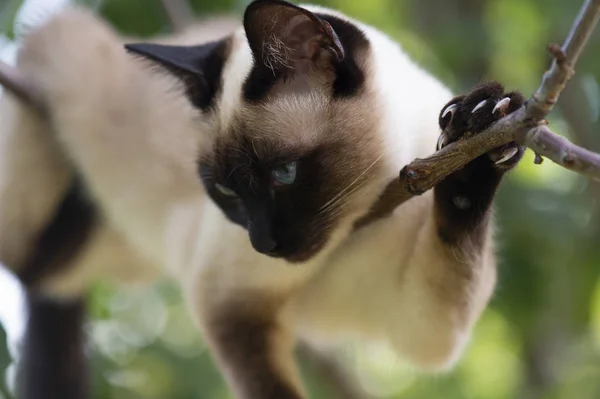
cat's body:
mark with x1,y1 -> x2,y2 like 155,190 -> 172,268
0,1 -> 524,398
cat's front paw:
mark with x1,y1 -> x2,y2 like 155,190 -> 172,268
437,81 -> 525,170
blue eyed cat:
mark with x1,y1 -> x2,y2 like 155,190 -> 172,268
0,1 -> 523,398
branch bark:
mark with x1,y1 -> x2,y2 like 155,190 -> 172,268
0,0 -> 599,230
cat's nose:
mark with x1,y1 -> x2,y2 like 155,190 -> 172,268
248,221 -> 278,255
252,234 -> 278,255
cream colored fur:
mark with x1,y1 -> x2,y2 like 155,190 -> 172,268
0,3 -> 498,396
0,91 -> 71,270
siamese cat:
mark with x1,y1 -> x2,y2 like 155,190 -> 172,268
0,1 -> 525,398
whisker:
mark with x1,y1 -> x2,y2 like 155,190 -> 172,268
317,154 -> 384,214
225,164 -> 245,183
225,147 -> 253,162
251,137 -> 261,159
198,155 -> 216,167
318,180 -> 366,217
319,204 -> 348,223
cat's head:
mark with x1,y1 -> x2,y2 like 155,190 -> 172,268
126,0 -> 388,263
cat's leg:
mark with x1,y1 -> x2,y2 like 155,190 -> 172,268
287,81 -> 524,373
0,90 -> 72,274
12,7 -> 207,271
0,74 -> 92,399
434,81 -> 525,239
0,89 -> 154,397
381,81 -> 525,369
1,10 -> 188,398
17,293 -> 88,399
185,286 -> 307,399
16,217 -> 156,399
12,180 -> 96,399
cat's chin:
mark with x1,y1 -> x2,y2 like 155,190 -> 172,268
245,230 -> 330,264
254,242 -> 323,264
272,246 -> 325,264
259,251 -> 308,264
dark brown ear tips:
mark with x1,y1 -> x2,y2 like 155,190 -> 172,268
124,40 -> 227,110
243,0 -> 344,72
242,0 -> 367,100
320,19 -> 345,61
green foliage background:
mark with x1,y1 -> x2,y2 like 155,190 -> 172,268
1,0 -> 600,398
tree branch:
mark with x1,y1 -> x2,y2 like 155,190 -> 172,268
406,0 -> 600,183
356,0 -> 600,228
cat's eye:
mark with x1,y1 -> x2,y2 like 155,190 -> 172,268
215,183 -> 238,197
271,162 -> 297,185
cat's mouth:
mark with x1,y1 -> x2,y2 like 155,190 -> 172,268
260,240 -> 326,264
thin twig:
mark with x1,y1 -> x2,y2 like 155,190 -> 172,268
159,0 -> 195,33
356,0 -> 600,228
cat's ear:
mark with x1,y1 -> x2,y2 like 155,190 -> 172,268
243,0 -> 344,77
124,40 -> 228,110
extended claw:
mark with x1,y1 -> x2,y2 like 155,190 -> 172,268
471,99 -> 487,113
437,134 -> 449,150
494,147 -> 519,164
492,97 -> 511,115
442,103 -> 457,119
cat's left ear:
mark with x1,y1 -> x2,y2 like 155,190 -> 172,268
243,0 -> 345,76
124,40 -> 228,110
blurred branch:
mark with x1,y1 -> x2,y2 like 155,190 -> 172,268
559,81 -> 600,224
357,0 -> 600,227
159,0 -> 194,33
560,81 -> 600,151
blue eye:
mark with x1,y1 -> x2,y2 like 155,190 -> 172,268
271,162 -> 297,185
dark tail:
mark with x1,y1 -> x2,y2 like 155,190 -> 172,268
17,294 -> 89,399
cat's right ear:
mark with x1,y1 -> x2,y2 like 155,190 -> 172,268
124,39 -> 228,110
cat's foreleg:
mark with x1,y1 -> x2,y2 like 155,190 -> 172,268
385,81 -> 525,370
0,90 -> 71,272
0,89 -> 93,399
1,12 -> 186,397
186,288 -> 308,399
0,94 -> 151,396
